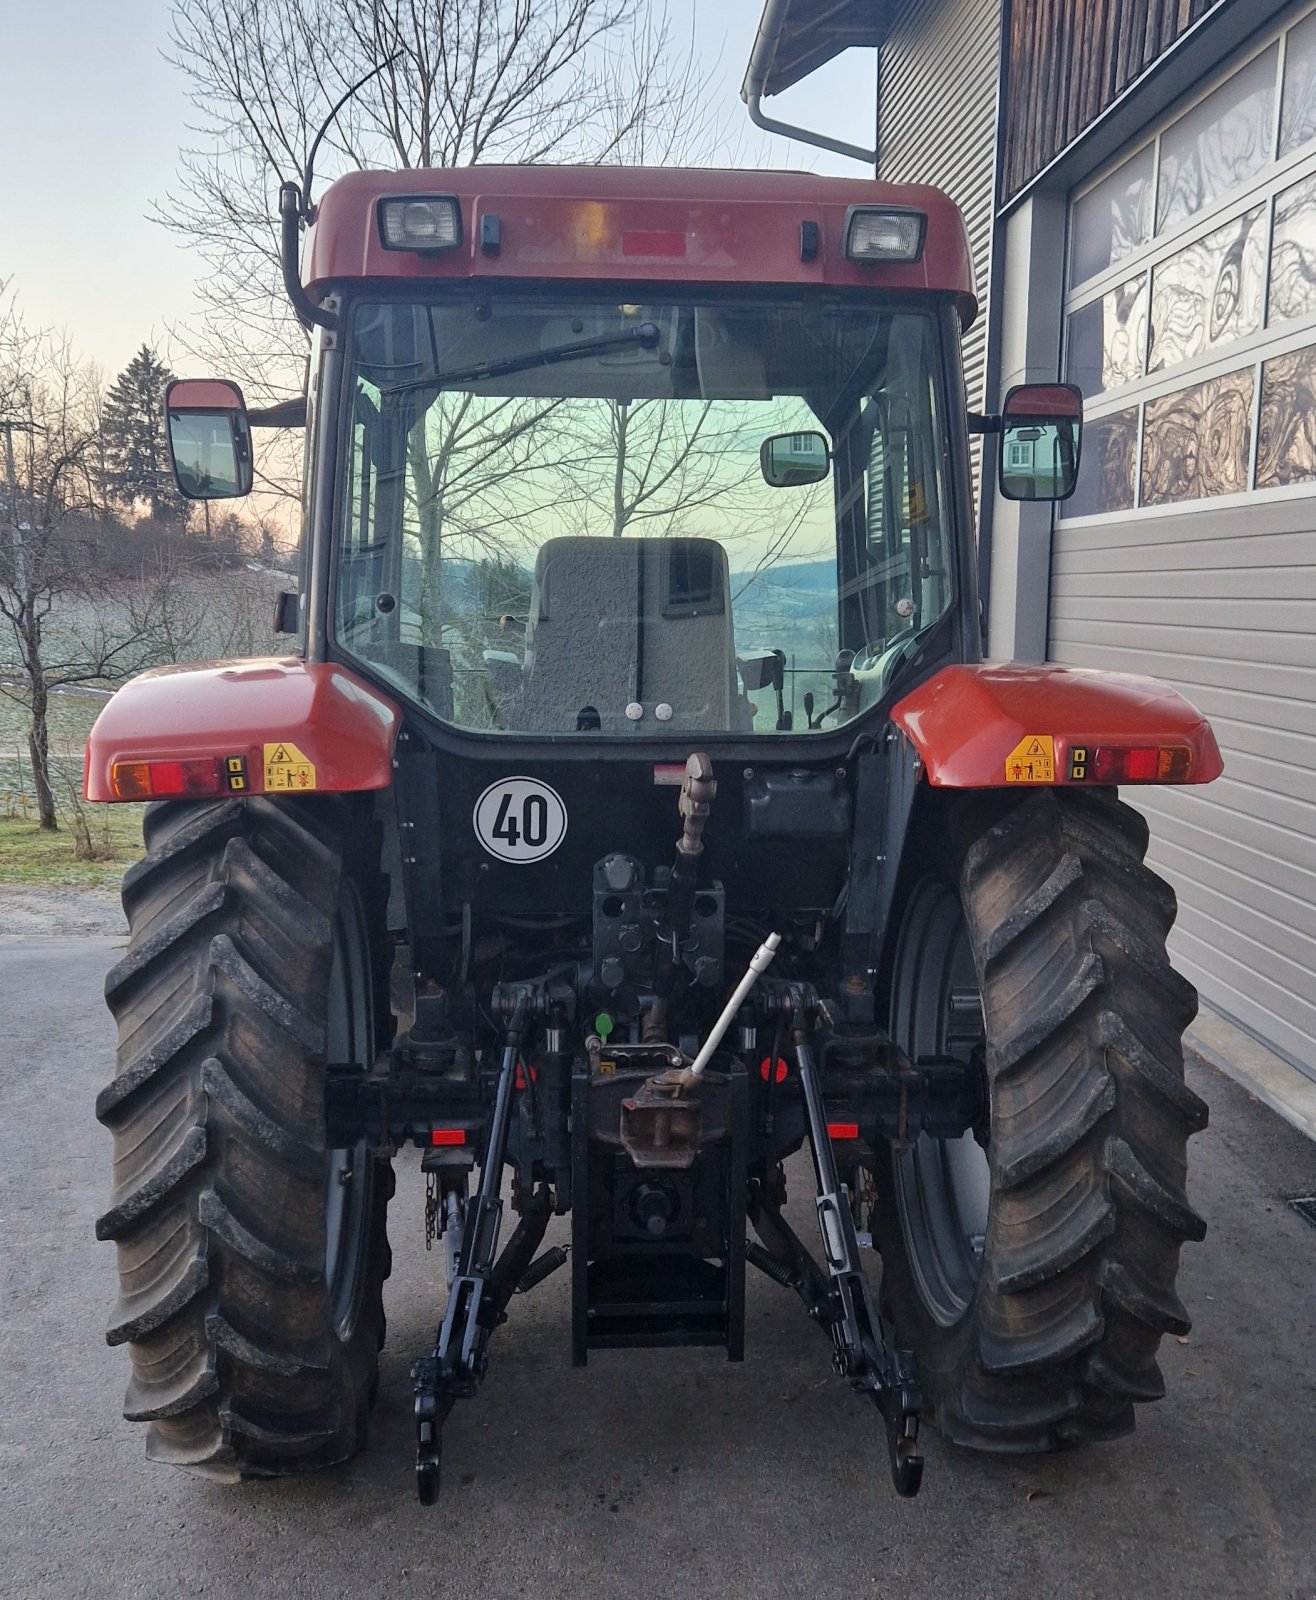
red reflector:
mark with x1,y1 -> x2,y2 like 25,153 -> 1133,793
621,230 -> 685,257
759,1056 -> 789,1084
110,757 -> 225,799
1091,745 -> 1191,784
827,1121 -> 860,1141
430,1128 -> 466,1146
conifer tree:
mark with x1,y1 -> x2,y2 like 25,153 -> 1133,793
101,345 -> 183,520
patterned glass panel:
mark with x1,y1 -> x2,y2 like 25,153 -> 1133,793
1257,344 -> 1316,485
1280,9 -> 1316,157
1269,174 -> 1316,323
1059,408 -> 1139,519
1066,277 -> 1147,396
1148,207 -> 1265,372
1156,46 -> 1278,231
1070,148 -> 1154,288
1141,369 -> 1254,505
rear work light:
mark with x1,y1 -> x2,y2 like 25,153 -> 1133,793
1086,746 -> 1193,784
845,207 -> 926,263
378,195 -> 462,252
111,758 -> 229,800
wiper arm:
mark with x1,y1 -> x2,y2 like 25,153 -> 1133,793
381,323 -> 661,396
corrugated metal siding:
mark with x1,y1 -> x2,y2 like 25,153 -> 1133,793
1050,498 -> 1316,1077
878,0 -> 1001,424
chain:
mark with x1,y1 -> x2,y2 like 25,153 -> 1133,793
425,1169 -> 438,1251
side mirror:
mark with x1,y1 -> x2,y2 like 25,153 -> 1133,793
998,383 -> 1083,501
760,431 -> 830,488
164,378 -> 254,499
482,648 -> 523,697
737,650 -> 779,691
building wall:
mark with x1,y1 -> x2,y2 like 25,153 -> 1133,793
1046,10 -> 1316,1078
871,0 -> 1316,1078
1002,0 -> 1226,200
877,0 -> 1003,429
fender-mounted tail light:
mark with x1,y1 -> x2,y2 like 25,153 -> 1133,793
111,758 -> 232,800
1087,746 -> 1193,784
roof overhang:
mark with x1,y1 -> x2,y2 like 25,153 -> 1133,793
742,0 -> 884,101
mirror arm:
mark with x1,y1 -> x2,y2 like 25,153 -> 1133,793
249,398 -> 309,429
967,412 -> 1001,436
279,183 -> 336,332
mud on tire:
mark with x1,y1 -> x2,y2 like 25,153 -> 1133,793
874,787 -> 1208,1452
96,795 -> 392,1479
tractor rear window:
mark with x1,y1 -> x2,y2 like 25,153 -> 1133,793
333,295 -> 957,736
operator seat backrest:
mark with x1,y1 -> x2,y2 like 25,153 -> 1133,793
519,535 -> 740,733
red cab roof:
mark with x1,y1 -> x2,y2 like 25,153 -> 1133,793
305,166 -> 976,322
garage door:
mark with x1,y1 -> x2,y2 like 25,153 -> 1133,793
1050,7 -> 1316,1079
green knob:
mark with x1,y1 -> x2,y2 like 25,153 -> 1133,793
595,1011 -> 615,1043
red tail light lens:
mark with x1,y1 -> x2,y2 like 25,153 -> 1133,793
111,758 -> 227,799
1090,746 -> 1192,784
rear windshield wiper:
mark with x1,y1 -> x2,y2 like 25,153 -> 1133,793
381,323 -> 661,396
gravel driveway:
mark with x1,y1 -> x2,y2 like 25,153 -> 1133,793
0,884 -> 126,937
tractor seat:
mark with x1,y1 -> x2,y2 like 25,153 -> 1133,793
516,535 -> 743,734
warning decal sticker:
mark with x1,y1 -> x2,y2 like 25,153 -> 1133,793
1004,734 -> 1055,784
263,741 -> 318,792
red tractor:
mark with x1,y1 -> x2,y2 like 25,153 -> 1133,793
88,164 -> 1220,1502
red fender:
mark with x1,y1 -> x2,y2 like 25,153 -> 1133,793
85,658 -> 401,802
890,663 -> 1223,788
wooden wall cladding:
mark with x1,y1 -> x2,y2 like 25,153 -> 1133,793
1002,0 -> 1224,200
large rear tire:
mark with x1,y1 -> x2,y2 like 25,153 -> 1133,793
96,795 -> 392,1478
873,788 -> 1208,1452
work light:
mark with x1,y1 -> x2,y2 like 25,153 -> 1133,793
378,196 -> 462,252
844,207 -> 926,263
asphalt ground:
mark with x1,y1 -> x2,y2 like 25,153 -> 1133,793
2,933 -> 1315,1600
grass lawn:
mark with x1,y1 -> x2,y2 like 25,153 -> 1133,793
0,687 -> 144,889
0,808 -> 145,889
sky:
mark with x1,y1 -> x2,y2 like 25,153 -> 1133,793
0,0 -> 876,382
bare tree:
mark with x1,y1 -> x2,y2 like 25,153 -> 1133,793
122,543 -> 288,664
0,291 -> 148,829
158,0 -> 722,397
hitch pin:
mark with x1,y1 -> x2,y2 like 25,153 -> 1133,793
680,932 -> 780,1086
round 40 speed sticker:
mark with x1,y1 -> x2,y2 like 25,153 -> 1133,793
472,776 -> 568,863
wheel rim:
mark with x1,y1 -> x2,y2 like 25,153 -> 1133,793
889,878 -> 990,1328
323,880 -> 376,1344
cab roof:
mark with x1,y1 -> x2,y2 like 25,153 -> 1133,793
305,166 -> 976,324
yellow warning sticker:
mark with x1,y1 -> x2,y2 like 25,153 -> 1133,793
1004,734 -> 1055,784
263,741 -> 317,792
906,481 -> 930,525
